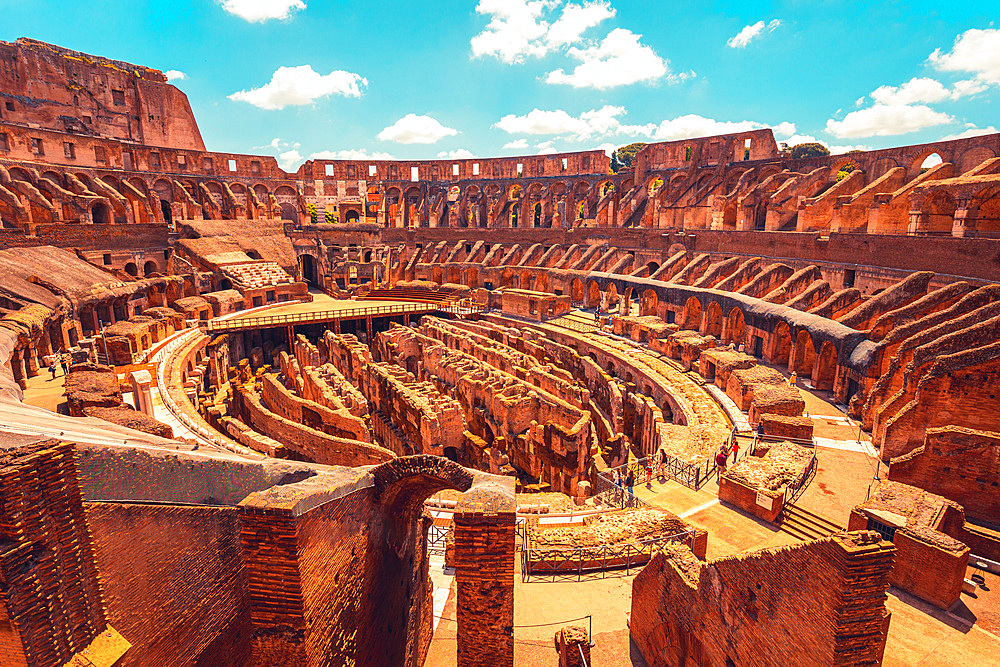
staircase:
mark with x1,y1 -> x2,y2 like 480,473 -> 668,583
366,286 -> 461,304
778,502 -> 843,541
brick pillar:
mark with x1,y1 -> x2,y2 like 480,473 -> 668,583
556,626 -> 590,667
9,350 -> 26,390
23,346 -> 39,378
453,487 -> 515,667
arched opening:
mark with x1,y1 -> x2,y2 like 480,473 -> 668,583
92,202 -> 112,225
770,321 -> 792,366
159,199 -> 173,225
919,152 -> 943,173
364,250 -> 373,263
969,187 -> 1000,235
753,203 -> 767,231
533,202 -> 542,228
641,289 -> 658,316
792,330 -> 816,375
571,278 -> 585,305
814,341 -> 838,391
447,266 -> 461,285
220,278 -> 233,291
923,191 -> 957,234
279,203 -> 298,222
124,262 -> 138,277
587,281 -> 601,309
726,308 -> 746,347
519,271 -> 534,290
722,204 -> 737,230
682,297 -> 702,330
534,272 -> 549,293
143,260 -> 158,277
347,210 -> 360,223
300,254 -> 318,285
645,261 -> 660,276
704,301 -> 723,338
604,283 -> 619,311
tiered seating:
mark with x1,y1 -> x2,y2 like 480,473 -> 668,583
366,286 -> 460,303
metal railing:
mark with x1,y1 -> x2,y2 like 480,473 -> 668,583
521,529 -> 694,581
426,523 -> 451,557
204,299 -> 487,333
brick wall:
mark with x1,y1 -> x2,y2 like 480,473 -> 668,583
85,502 -> 251,666
889,527 -> 969,610
889,426 -> 1000,525
453,486 -> 516,667
630,532 -> 895,667
0,440 -> 121,667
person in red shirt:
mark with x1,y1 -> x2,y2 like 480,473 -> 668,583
731,441 -> 740,463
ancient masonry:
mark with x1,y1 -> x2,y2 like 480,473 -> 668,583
0,37 -> 998,666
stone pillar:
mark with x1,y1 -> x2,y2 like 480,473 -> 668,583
453,486 -> 516,667
952,199 -> 973,237
556,626 -> 590,667
10,350 -> 26,390
24,344 -> 39,377
129,370 -> 154,418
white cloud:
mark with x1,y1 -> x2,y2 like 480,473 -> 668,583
870,77 -> 950,105
437,148 -> 476,159
929,28 -> 1000,87
727,19 -> 781,49
950,78 -> 990,100
651,114 -> 772,141
378,114 -> 458,144
494,105 -> 653,140
471,0 -> 615,64
547,1 -> 616,49
536,140 -> 559,154
545,28 -> 670,88
825,104 -> 954,138
220,0 -> 305,22
278,149 -> 303,171
309,148 -> 395,160
163,70 -> 187,81
229,65 -> 367,110
595,142 -> 617,156
855,96 -> 866,107
503,138 -> 531,149
939,126 -> 1000,141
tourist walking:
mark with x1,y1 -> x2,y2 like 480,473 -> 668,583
715,446 -> 730,479
48,358 -> 58,380
731,440 -> 740,464
625,467 -> 635,498
60,352 -> 70,376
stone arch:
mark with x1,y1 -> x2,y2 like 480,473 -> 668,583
279,202 -> 298,222
704,301 -> 723,338
462,266 -> 479,289
641,289 -> 658,316
299,253 -> 319,285
725,307 -> 746,347
968,186 -> 1000,235
91,201 -> 112,225
957,145 -> 998,174
534,272 -> 549,293
923,190 -> 957,234
721,203 -> 738,230
571,278 -> 585,305
682,296 -> 701,330
645,261 -> 660,276
143,260 -> 158,277
446,266 -> 461,285
431,265 -> 444,285
792,329 -> 816,375
604,282 -> 619,311
124,262 -> 138,277
586,281 -> 601,308
770,320 -> 792,366
519,270 -> 534,290
814,340 -> 838,391
252,184 -> 270,200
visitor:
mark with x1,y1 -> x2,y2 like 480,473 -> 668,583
60,353 -> 70,376
657,449 -> 666,482
612,468 -> 621,490
789,371 -> 797,387
594,306 -> 600,325
715,446 -> 729,479
625,467 -> 635,498
731,440 -> 740,463
48,358 -> 58,380
645,459 -> 653,487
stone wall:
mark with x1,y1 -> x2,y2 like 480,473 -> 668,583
85,502 -> 251,666
630,532 -> 895,667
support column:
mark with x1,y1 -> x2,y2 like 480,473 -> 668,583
24,344 -> 39,377
10,350 -> 26,389
453,487 -> 515,667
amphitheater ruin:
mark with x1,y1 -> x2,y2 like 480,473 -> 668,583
0,38 -> 998,667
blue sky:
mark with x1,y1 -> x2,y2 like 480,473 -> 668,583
2,0 -> 998,171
